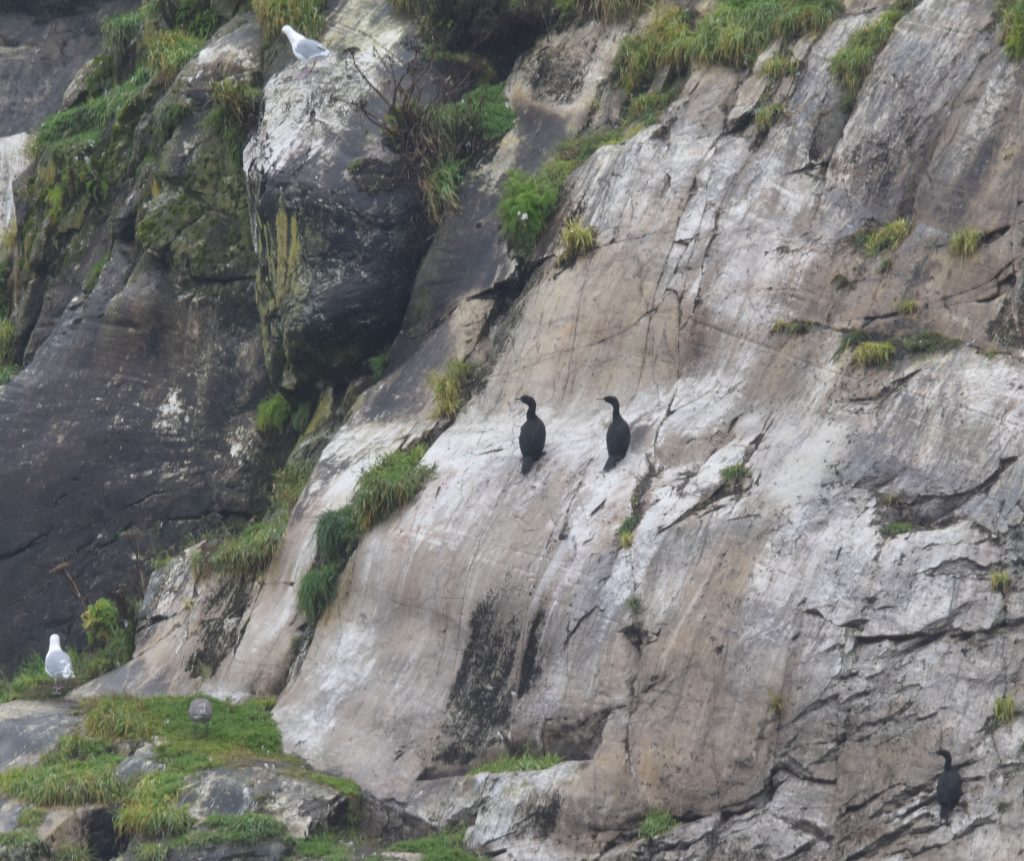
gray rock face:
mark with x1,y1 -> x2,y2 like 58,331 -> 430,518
0,14 -> 276,674
243,1 -> 430,391
204,1 -> 1024,858
180,764 -> 352,838
0,700 -> 81,770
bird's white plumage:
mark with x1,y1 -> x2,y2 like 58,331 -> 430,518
281,25 -> 330,62
45,633 -> 74,681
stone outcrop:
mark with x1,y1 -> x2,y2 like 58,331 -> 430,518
204,1 -> 1024,858
0,12 -> 276,673
0,701 -> 81,770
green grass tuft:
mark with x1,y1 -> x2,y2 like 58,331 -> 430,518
769,318 -> 813,335
880,520 -> 913,537
428,357 -> 477,420
0,653 -> 54,703
292,833 -> 350,861
895,299 -> 918,316
0,755 -> 127,807
16,807 -> 46,829
84,695 -> 155,740
114,772 -> 194,840
720,463 -> 750,489
250,0 -> 326,42
557,217 -> 597,266
990,570 -> 1012,598
211,79 -> 263,132
315,507 -> 361,567
850,340 -> 896,368
255,392 -> 292,434
144,28 -> 204,87
101,7 -> 146,78
614,3 -> 692,94
858,217 -> 911,255
754,101 -> 786,133
949,227 -> 983,260
298,565 -> 342,625
180,812 -> 286,845
389,829 -> 482,860
829,1 -> 918,109
368,350 -> 390,380
468,751 -> 562,775
498,161 -> 574,258
350,445 -> 436,532
572,0 -> 650,21
761,51 -> 800,80
0,315 -> 16,365
617,514 -> 639,549
995,694 -> 1016,726
638,808 -> 676,839
997,0 -> 1024,60
84,252 -> 111,295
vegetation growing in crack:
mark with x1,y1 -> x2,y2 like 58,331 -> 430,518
762,51 -> 800,80
829,0 -> 919,110
880,520 -> 913,538
857,217 -> 911,256
720,462 -> 750,492
389,829 -> 483,860
949,227 -> 983,260
195,459 -> 314,580
468,750 -> 563,774
298,445 -> 435,624
997,0 -> 1024,61
429,357 -> 477,419
769,318 -> 813,335
557,217 -> 597,265
769,692 -> 784,718
638,808 -> 677,839
895,299 -> 918,316
991,570 -> 1012,598
835,328 -> 959,368
754,100 -> 786,133
995,694 -> 1015,726
353,54 -> 515,224
368,349 -> 391,380
626,593 -> 642,615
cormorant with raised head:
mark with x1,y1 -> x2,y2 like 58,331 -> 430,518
602,396 -> 630,471
935,749 -> 962,825
518,395 -> 545,475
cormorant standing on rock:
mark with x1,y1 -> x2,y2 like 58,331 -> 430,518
518,395 -> 545,475
935,749 -> 962,825
602,396 -> 630,471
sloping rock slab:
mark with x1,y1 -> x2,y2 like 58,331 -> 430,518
0,700 -> 81,770
180,765 -> 350,838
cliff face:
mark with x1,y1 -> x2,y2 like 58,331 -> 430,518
12,0 -> 1024,858
221,1 -> 1024,857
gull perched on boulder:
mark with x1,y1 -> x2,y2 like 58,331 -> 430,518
45,634 -> 74,693
281,25 -> 330,72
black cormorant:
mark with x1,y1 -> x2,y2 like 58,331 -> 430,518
935,749 -> 962,825
518,395 -> 545,475
602,396 -> 630,471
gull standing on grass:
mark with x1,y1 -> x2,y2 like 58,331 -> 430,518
45,634 -> 74,693
281,25 -> 331,73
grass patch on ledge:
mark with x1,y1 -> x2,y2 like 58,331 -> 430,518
428,357 -> 477,420
769,318 -> 813,335
638,808 -> 677,839
949,227 -> 983,259
880,520 -> 913,538
998,0 -> 1024,60
829,0 -> 919,109
389,829 -> 483,860
835,328 -> 959,369
857,217 -> 911,255
468,751 -> 563,775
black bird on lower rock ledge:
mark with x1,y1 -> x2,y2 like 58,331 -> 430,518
935,748 -> 962,825
602,395 -> 630,471
518,395 -> 545,475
